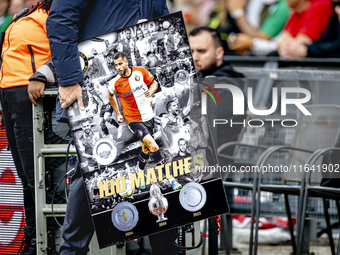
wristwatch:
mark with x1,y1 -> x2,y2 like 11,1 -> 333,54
230,9 -> 245,19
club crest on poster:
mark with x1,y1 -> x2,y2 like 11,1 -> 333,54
67,12 -> 229,248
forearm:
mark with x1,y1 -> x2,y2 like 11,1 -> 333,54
251,38 -> 279,56
277,32 -> 292,49
148,80 -> 158,95
235,15 -> 261,38
81,152 -> 93,159
99,74 -> 116,85
295,34 -> 313,45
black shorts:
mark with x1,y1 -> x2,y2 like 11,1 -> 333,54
128,118 -> 155,141
100,103 -> 113,118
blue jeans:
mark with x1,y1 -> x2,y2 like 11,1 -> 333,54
0,85 -> 35,227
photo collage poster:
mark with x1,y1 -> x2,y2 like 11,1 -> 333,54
67,12 -> 229,248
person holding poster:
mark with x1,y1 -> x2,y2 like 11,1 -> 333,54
46,1 -> 181,254
108,52 -> 182,191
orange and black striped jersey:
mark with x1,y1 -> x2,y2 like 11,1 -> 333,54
108,66 -> 155,124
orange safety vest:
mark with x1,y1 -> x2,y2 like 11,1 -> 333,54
0,4 -> 51,89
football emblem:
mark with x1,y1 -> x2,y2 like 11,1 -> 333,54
79,51 -> 89,75
138,130 -> 143,137
135,75 -> 140,81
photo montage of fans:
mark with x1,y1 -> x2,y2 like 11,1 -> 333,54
67,12 -> 228,248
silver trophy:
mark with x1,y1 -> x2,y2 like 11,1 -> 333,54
111,202 -> 139,232
179,182 -> 207,212
148,180 -> 168,223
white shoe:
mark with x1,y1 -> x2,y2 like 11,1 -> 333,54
117,125 -> 123,139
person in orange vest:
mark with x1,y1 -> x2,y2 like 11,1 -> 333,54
0,1 -> 53,254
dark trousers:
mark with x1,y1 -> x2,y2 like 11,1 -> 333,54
149,229 -> 180,255
59,174 -> 94,255
0,85 -> 35,227
60,170 -> 181,254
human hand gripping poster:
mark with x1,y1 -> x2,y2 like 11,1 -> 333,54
67,12 -> 229,248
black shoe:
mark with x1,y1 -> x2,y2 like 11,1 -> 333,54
18,226 -> 36,255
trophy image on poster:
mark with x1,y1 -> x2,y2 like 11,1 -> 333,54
148,180 -> 168,223
111,202 -> 139,232
179,182 -> 207,212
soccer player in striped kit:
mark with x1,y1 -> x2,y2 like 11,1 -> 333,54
108,51 -> 181,190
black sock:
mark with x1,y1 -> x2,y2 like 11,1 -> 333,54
102,126 -> 109,136
139,151 -> 149,170
153,150 -> 166,165
108,118 -> 119,128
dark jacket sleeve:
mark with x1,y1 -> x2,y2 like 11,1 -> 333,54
162,2 -> 169,16
46,0 -> 89,87
307,40 -> 340,57
141,0 -> 169,19
307,13 -> 340,57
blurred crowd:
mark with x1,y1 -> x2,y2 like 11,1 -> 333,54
2,0 -> 52,33
1,0 -> 339,59
170,0 -> 340,58
0,0 -> 39,31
